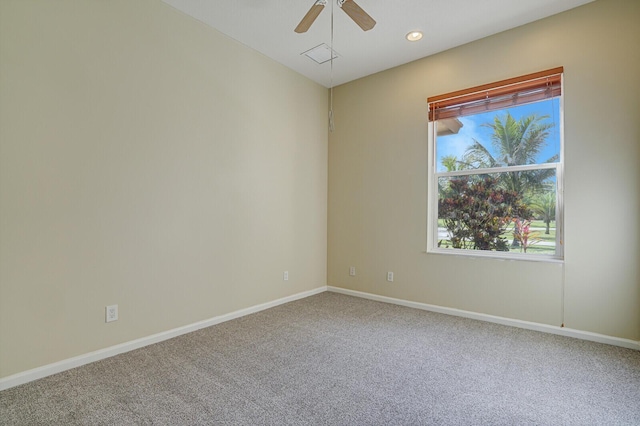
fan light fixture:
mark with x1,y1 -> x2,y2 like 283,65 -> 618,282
295,0 -> 376,33
406,31 -> 423,42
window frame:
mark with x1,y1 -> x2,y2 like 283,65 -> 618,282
427,70 -> 565,262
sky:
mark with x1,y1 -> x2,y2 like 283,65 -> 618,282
435,97 -> 562,173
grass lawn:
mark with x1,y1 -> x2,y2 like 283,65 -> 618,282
437,219 -> 557,255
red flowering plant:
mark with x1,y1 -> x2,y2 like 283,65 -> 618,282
512,218 -> 541,253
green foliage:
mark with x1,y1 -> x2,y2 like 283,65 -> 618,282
528,190 -> 556,234
438,176 -> 532,251
463,112 -> 558,195
441,155 -> 465,172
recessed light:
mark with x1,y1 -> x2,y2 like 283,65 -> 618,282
406,31 -> 423,42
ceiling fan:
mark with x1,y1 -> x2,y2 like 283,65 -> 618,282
295,0 -> 376,33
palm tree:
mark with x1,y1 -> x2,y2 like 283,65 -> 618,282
463,112 -> 557,247
441,155 -> 460,172
529,190 -> 556,234
439,155 -> 473,200
441,155 -> 472,172
463,112 -> 558,195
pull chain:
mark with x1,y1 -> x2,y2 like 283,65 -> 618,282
329,0 -> 335,132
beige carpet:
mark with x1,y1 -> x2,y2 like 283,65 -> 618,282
1,292 -> 639,425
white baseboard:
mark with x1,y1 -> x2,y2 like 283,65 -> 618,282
3,284 -> 637,392
327,286 -> 640,351
0,286 -> 327,392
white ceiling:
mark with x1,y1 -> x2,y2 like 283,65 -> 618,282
160,0 -> 593,88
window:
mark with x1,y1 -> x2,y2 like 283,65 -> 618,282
427,68 -> 564,260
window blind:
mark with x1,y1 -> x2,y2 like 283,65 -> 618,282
428,67 -> 563,121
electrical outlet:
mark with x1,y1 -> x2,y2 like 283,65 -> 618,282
387,271 -> 394,282
105,305 -> 118,323
349,266 -> 356,276
283,271 -> 289,281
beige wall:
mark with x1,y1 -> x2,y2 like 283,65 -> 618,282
0,0 -> 328,378
1,0 -> 638,383
328,0 -> 640,341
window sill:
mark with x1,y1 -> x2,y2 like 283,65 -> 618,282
425,248 -> 564,264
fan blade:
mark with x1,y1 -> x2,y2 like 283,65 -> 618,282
295,1 -> 326,33
340,0 -> 376,31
